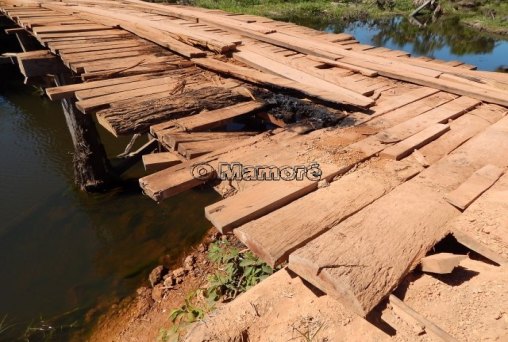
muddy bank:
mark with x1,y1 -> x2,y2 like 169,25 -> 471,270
88,229 -> 219,341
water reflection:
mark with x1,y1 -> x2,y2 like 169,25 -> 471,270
0,63 -> 220,340
358,16 -> 496,56
288,14 -> 508,72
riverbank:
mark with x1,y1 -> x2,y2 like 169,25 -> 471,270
186,0 -> 508,36
89,230 -> 275,341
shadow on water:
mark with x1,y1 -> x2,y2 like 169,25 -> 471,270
0,59 -> 220,340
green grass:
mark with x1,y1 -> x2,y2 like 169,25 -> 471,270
151,0 -> 508,35
189,0 -> 414,24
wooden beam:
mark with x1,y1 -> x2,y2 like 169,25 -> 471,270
151,101 -> 266,136
388,295 -> 458,342
380,123 -> 450,160
192,57 -> 374,109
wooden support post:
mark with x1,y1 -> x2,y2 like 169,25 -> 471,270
55,74 -> 114,191
5,27 -> 41,52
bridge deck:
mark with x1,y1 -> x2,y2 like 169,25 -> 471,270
1,0 -> 508,338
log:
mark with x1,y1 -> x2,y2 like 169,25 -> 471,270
55,73 -> 113,191
96,87 -> 248,136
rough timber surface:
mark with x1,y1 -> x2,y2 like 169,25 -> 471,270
1,0 -> 508,337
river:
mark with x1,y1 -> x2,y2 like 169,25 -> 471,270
0,14 -> 506,341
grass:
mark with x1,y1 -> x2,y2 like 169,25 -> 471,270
190,0 -> 414,25
0,315 -> 15,336
158,239 -> 276,341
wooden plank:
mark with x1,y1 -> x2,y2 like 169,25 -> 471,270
288,116 -> 508,316
43,3 -> 237,54
366,87 -> 440,121
306,55 -> 377,77
234,48 -> 375,96
452,230 -> 508,266
178,134 -> 254,159
76,81 -> 182,113
420,253 -> 467,274
45,73 -> 167,100
76,56 -> 181,74
152,101 -> 265,136
374,96 -> 480,144
388,295 -> 458,342
32,24 -> 112,34
48,40 -> 145,53
380,123 -> 450,160
74,72 -> 193,100
417,106 -> 505,164
192,57 -> 374,108
142,152 -> 181,173
60,45 -> 152,59
163,131 -> 257,150
444,164 -> 504,210
139,129 -> 301,201
36,29 -> 128,40
234,160 -> 422,266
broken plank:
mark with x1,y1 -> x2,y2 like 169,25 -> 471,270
451,230 -> 508,266
420,253 -> 467,274
139,129 -> 300,201
178,135 -> 253,159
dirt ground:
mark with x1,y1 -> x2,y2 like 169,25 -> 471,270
89,228 -> 508,342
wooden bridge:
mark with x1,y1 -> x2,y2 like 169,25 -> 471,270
1,0 -> 508,339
